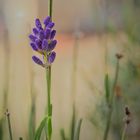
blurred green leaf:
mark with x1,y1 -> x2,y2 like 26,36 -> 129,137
29,100 -> 36,140
105,74 -> 110,104
0,120 -> 3,140
60,129 -> 66,140
74,119 -> 82,140
71,106 -> 76,140
34,117 -> 47,140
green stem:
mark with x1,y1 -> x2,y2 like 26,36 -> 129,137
71,105 -> 76,140
46,66 -> 52,140
6,110 -> 13,140
71,37 -> 79,140
48,0 -> 53,19
121,124 -> 127,140
103,59 -> 120,140
46,66 -> 52,116
46,0 -> 53,139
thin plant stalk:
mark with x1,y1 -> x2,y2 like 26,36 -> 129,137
103,58 -> 120,140
3,28 -> 10,112
60,129 -> 67,140
46,66 -> 52,140
121,124 -> 127,140
0,28 -> 10,140
71,36 -> 79,140
5,110 -> 13,140
28,31 -> 36,139
46,0 -> 53,140
48,0 -> 53,19
29,94 -> 36,140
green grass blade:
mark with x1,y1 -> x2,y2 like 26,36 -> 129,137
29,101 -> 36,140
74,119 -> 82,140
34,117 -> 47,140
60,129 -> 66,140
71,105 -> 76,140
104,74 -> 110,104
0,120 -> 3,140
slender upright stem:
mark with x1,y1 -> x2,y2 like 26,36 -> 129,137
121,124 -> 127,140
110,59 -> 119,103
29,95 -> 36,140
46,0 -> 53,140
71,37 -> 79,140
29,63 -> 36,140
5,110 -> 13,140
48,0 -> 53,19
46,66 -> 52,140
46,66 -> 52,116
72,37 -> 79,101
103,59 -> 120,140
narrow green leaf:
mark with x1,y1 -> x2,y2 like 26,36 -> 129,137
34,117 -> 47,140
0,119 -> 4,140
60,129 -> 66,140
29,101 -> 36,140
105,74 -> 110,103
74,119 -> 82,140
71,105 -> 76,140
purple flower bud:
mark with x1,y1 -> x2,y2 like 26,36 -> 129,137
48,40 -> 57,51
39,30 -> 45,40
35,18 -> 42,29
29,34 -> 37,42
48,51 -> 56,64
45,28 -> 51,39
44,16 -> 51,26
35,39 -> 42,49
33,28 -> 38,35
42,39 -> 48,50
50,30 -> 56,39
32,56 -> 44,66
30,42 -> 38,51
47,22 -> 55,28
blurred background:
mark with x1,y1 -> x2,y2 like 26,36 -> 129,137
0,0 -> 140,140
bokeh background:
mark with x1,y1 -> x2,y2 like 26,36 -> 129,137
0,0 -> 140,140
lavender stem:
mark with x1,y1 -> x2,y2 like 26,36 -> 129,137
46,66 -> 52,140
48,0 -> 53,19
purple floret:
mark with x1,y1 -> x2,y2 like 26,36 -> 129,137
50,30 -> 56,39
29,34 -> 37,42
35,19 -> 42,29
30,42 -> 38,51
48,51 -> 56,64
32,56 -> 44,66
44,16 -> 51,26
33,28 -> 39,35
48,40 -> 57,51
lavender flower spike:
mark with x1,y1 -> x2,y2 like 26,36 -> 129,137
29,16 -> 57,68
